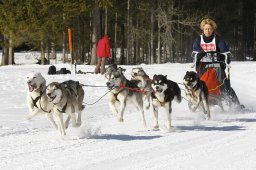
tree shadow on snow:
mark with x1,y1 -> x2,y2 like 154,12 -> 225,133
94,134 -> 162,141
176,125 -> 246,132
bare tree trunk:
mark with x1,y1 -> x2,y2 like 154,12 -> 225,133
157,16 -> 161,64
126,0 -> 131,65
135,17 -> 139,64
8,38 -> 14,65
120,23 -> 125,64
150,1 -> 156,64
114,11 -> 117,63
62,14 -> 67,64
62,31 -> 67,64
41,41 -> 45,65
104,8 -> 108,35
1,35 -> 9,66
51,42 -> 56,64
46,42 -> 50,64
133,17 -> 138,64
90,1 -> 100,65
1,48 -> 6,66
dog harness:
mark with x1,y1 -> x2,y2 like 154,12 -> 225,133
185,85 -> 199,100
151,92 -> 166,107
31,91 -> 43,109
30,85 -> 51,113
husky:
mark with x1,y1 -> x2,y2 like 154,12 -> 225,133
105,67 -> 146,127
131,67 -> 153,109
151,74 -> 182,130
26,72 -> 57,129
46,80 -> 85,136
105,63 -> 126,78
183,71 -> 210,119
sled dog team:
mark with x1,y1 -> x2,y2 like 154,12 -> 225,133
26,65 -> 211,137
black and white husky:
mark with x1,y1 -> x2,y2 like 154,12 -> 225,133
105,67 -> 146,127
183,71 -> 210,119
151,75 -> 182,130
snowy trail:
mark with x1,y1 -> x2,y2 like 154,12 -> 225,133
0,62 -> 256,170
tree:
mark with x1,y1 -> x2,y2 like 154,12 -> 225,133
0,0 -> 28,65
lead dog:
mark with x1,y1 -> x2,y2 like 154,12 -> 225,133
183,71 -> 210,119
46,81 -> 85,136
105,67 -> 146,127
131,67 -> 153,109
151,74 -> 182,130
26,72 -> 57,129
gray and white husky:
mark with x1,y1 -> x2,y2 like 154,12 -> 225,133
26,72 -> 57,129
46,80 -> 85,136
131,67 -> 153,109
151,74 -> 182,130
105,67 -> 146,127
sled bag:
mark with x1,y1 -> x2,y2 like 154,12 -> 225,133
200,67 -> 221,96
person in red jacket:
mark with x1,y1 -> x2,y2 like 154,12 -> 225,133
95,35 -> 111,74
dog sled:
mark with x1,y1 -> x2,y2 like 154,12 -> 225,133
191,51 -> 244,112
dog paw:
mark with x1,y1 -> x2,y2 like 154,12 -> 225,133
117,117 -> 124,122
166,126 -> 175,132
65,124 -> 69,129
153,125 -> 159,130
191,105 -> 197,112
205,114 -> 211,120
75,122 -> 82,127
26,114 -> 32,120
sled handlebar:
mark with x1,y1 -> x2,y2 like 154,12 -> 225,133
192,51 -> 231,64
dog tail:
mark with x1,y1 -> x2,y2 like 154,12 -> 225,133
175,93 -> 182,103
175,84 -> 182,103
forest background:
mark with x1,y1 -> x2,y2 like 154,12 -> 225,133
0,0 -> 255,66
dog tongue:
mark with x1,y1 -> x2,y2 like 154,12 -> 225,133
48,96 -> 55,102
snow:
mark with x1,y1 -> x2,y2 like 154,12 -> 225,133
0,55 -> 256,170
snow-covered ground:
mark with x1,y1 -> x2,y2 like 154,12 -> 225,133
0,55 -> 256,170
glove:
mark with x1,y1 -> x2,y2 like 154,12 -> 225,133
219,53 -> 232,64
226,53 -> 231,64
217,54 -> 225,62
196,52 -> 206,62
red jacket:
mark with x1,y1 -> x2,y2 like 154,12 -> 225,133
97,35 -> 111,58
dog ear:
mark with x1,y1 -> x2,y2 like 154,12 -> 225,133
38,72 -> 46,86
117,67 -> 124,75
118,67 -> 126,72
55,82 -> 62,89
112,63 -> 117,69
